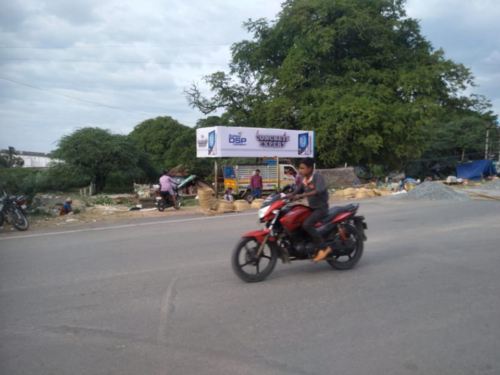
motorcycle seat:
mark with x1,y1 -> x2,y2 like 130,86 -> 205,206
318,204 -> 358,225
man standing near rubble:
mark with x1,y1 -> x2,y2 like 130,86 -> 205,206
159,171 -> 178,209
250,169 -> 263,199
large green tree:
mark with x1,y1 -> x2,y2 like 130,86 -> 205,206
129,116 -> 190,168
186,0 -> 477,169
405,95 -> 499,177
52,128 -> 140,193
164,127 -> 213,177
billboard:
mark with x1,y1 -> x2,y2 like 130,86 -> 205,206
196,126 -> 315,158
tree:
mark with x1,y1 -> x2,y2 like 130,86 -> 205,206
164,127 -> 213,177
52,128 -> 139,193
186,0 -> 476,169
0,155 -> 9,168
128,116 -> 190,168
195,115 -> 229,129
0,147 -> 25,168
404,96 -> 498,178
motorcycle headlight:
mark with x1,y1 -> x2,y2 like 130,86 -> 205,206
258,205 -> 270,219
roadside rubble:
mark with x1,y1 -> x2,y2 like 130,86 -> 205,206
391,182 -> 470,201
334,186 -> 392,200
476,180 -> 500,190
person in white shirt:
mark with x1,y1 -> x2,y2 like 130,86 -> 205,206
224,187 -> 235,202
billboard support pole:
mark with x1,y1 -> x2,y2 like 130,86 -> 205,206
214,159 -> 218,198
276,156 -> 280,192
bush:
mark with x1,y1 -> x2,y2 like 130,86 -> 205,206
0,168 -> 42,201
0,164 -> 90,202
93,195 -> 115,205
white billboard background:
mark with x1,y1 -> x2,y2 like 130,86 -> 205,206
196,126 -> 315,158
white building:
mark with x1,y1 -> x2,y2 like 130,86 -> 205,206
0,150 -> 54,168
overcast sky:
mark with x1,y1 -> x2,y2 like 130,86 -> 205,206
1,0 -> 499,153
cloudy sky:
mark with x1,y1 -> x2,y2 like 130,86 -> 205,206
1,0 -> 499,153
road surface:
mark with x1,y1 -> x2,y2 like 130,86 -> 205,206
1,199 -> 499,375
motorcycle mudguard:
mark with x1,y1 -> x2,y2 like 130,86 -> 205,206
242,229 -> 276,243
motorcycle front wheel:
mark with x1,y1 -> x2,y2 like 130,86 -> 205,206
231,237 -> 278,283
11,208 -> 29,231
174,196 -> 181,210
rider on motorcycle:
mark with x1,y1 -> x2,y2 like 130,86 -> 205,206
287,158 -> 332,262
159,171 -> 178,208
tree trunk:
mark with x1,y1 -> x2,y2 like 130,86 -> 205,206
461,148 -> 465,161
94,174 -> 107,194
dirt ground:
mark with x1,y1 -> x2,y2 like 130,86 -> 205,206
3,182 -> 494,232
0,193 -> 371,232
0,205 -> 207,232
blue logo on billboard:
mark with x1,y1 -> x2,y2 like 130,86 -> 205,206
298,133 -> 311,155
229,132 -> 247,146
208,130 -> 217,155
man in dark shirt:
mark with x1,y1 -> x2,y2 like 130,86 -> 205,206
250,169 -> 263,198
289,158 -> 331,262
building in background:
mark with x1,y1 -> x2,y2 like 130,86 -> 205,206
0,149 -> 54,168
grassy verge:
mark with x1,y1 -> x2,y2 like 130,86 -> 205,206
181,199 -> 200,207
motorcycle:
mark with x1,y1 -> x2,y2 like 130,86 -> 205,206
0,189 -> 30,231
231,194 -> 367,282
155,185 -> 181,211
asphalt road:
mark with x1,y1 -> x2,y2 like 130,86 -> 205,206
1,199 -> 499,375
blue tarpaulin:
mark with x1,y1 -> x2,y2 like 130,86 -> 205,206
456,160 -> 498,180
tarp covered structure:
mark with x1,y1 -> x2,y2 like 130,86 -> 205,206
196,126 -> 315,158
456,160 -> 498,180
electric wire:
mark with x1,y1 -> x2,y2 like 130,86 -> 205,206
0,58 -> 229,65
0,75 -> 153,117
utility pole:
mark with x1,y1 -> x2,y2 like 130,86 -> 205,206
485,127 -> 490,160
497,108 -> 500,163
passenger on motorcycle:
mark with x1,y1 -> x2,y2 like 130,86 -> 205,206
159,171 -> 178,208
288,158 -> 332,262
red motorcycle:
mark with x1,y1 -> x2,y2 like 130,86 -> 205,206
231,195 -> 367,282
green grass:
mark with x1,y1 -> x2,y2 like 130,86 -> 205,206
181,199 -> 199,207
93,195 -> 115,205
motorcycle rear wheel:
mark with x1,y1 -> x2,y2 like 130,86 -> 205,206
11,208 -> 29,231
232,237 -> 278,283
157,199 -> 166,212
327,224 -> 363,270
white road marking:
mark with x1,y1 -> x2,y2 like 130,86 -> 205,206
158,277 -> 178,346
0,212 -> 257,241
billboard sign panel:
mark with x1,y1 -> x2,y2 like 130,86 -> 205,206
196,126 -> 314,158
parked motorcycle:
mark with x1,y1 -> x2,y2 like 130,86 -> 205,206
231,194 -> 367,282
0,189 -> 30,231
155,185 -> 181,211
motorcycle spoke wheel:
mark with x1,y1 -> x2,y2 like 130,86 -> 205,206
232,238 -> 278,283
11,209 -> 29,231
327,225 -> 363,270
237,244 -> 271,275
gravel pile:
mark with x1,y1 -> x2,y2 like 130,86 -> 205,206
391,182 -> 470,201
476,180 -> 500,190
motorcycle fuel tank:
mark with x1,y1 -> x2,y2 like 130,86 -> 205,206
279,205 -> 312,231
